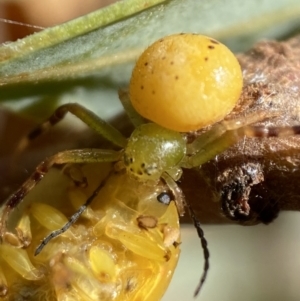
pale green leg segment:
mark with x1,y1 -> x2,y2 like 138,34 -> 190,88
56,103 -> 127,147
118,89 -> 146,127
16,103 -> 128,155
52,149 -> 121,164
182,129 -> 242,168
184,111 -> 279,168
187,111 -> 276,155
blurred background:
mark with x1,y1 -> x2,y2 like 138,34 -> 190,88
0,0 -> 114,43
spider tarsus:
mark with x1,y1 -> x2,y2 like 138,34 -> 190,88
35,171 -> 112,256
35,197 -> 92,255
35,229 -> 63,256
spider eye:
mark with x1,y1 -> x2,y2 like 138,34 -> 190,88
129,33 -> 243,132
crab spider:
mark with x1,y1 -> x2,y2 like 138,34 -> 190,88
2,34 -> 300,298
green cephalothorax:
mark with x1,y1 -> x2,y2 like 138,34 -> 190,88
123,123 -> 186,181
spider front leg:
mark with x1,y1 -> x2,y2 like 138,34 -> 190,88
0,149 -> 121,247
15,102 -> 127,155
2,102 -> 129,247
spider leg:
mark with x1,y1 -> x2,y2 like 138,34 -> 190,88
0,149 -> 121,245
16,103 -> 127,155
118,89 -> 146,127
182,111 -> 292,168
161,172 -> 185,216
186,110 -> 278,155
35,169 -> 113,256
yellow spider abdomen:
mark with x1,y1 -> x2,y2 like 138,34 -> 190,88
130,33 -> 243,132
